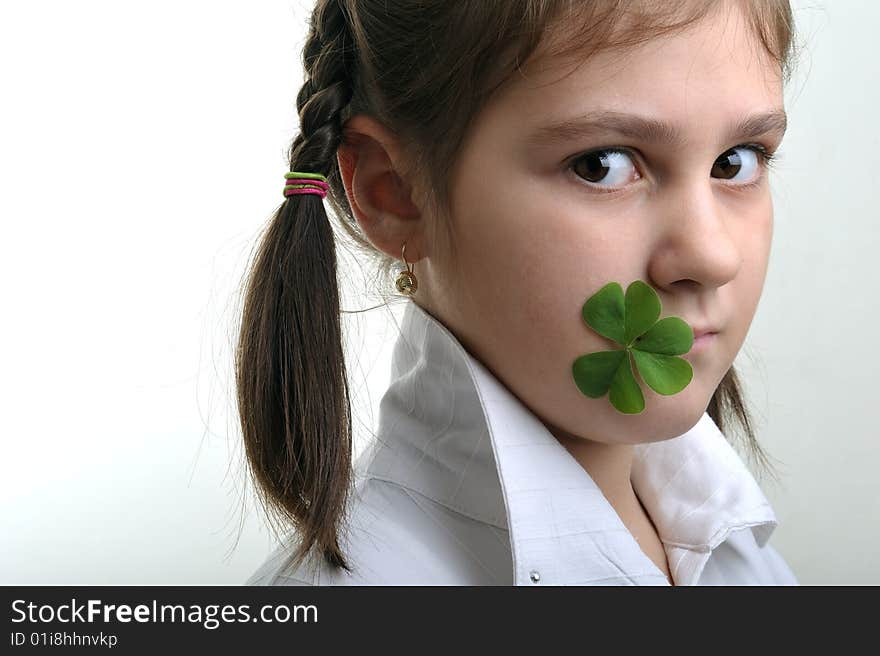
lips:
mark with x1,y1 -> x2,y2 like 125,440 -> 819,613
692,328 -> 718,339
687,329 -> 718,354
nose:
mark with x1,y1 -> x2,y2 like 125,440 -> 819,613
647,177 -> 743,291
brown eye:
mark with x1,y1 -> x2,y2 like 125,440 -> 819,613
711,146 -> 760,183
570,148 -> 638,189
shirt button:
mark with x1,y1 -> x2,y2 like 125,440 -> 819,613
529,570 -> 541,583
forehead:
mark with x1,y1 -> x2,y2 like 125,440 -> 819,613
488,2 -> 783,144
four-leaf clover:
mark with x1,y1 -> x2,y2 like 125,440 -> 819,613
571,280 -> 694,414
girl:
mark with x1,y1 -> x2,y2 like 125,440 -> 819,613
241,0 -> 800,585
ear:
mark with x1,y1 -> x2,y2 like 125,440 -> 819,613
336,114 -> 428,263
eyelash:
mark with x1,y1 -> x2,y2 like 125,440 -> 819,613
567,143 -> 780,195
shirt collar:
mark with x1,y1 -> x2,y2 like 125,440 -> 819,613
359,298 -> 778,585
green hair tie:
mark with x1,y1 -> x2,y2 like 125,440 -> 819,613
284,171 -> 328,181
283,171 -> 329,198
571,280 -> 695,414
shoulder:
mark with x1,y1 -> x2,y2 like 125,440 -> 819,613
244,477 -> 512,586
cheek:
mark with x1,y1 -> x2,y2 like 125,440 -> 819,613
744,199 -> 773,263
478,245 -> 647,433
730,203 -> 773,326
457,182 -> 641,361
474,212 -> 626,359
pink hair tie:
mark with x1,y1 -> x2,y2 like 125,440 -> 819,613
283,171 -> 329,198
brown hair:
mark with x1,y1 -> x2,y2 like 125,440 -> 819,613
236,0 -> 799,575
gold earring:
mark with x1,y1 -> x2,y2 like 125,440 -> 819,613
394,242 -> 418,296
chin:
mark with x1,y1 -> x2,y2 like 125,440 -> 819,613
553,376 -> 712,445
627,388 -> 710,442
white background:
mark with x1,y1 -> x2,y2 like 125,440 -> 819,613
1,1 -> 875,584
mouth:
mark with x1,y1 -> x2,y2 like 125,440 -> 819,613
692,327 -> 719,339
688,330 -> 718,353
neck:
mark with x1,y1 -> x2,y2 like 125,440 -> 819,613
548,425 -> 640,512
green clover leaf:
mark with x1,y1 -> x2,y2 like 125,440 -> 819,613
571,280 -> 694,414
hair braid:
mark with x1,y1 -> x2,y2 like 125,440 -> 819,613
289,0 -> 354,179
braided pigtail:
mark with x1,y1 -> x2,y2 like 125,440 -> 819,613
236,0 -> 356,573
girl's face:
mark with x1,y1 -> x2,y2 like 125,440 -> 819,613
422,2 -> 786,444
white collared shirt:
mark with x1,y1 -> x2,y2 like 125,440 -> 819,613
246,299 -> 798,586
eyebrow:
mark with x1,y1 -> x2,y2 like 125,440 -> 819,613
526,109 -> 788,148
